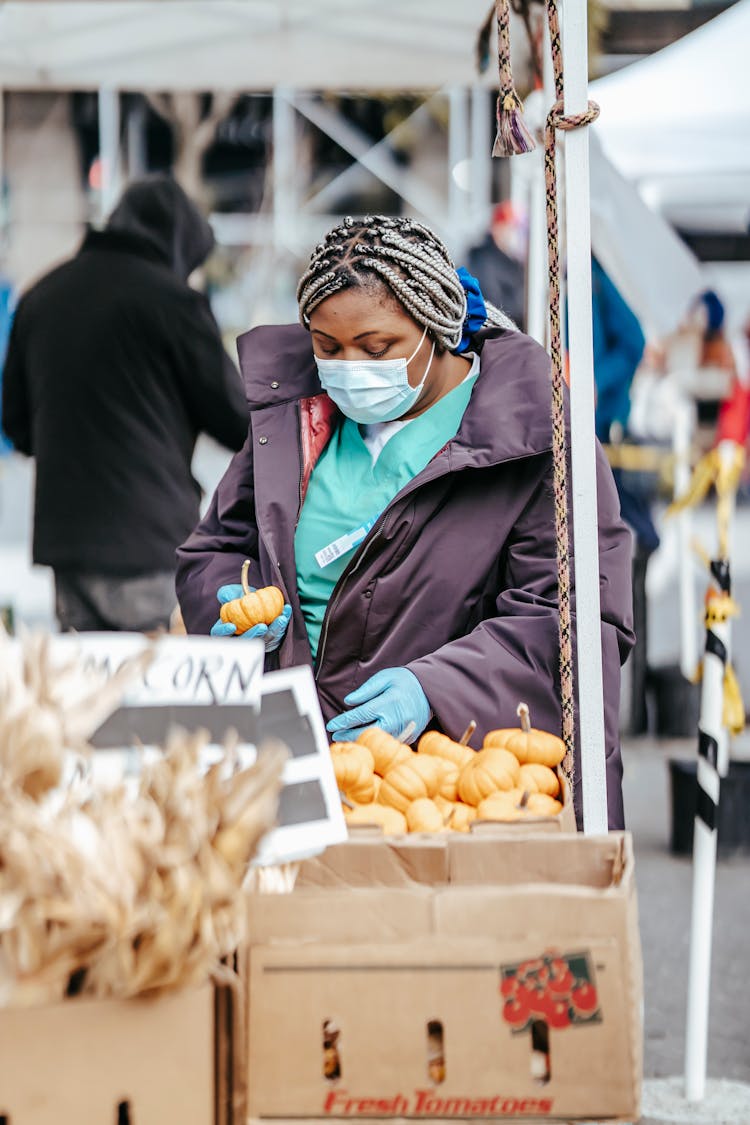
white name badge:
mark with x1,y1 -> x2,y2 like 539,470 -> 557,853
315,516 -> 379,569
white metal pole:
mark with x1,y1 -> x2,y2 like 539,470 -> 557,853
0,88 -> 4,213
448,86 -> 470,253
561,0 -> 608,835
717,439 -> 739,564
527,21 -> 555,347
97,86 -> 121,224
272,86 -> 296,255
126,97 -> 147,182
674,396 -> 698,681
469,84 -> 492,239
684,561 -> 731,1101
526,170 -> 547,346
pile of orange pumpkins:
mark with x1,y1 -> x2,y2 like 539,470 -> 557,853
331,705 -> 567,835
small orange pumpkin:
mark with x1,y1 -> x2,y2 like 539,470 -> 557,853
333,750 -> 376,804
476,792 -> 526,821
432,759 -> 460,801
330,741 -> 375,772
219,560 -> 284,634
457,747 -> 520,806
519,762 -> 560,797
483,703 -> 565,767
417,731 -> 474,770
357,728 -> 413,776
448,803 -> 477,833
344,802 -> 407,834
379,756 -> 442,813
525,792 -> 563,817
406,798 -> 444,833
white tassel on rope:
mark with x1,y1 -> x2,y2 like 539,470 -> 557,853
684,557 -> 732,1102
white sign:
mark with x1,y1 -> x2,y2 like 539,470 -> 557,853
38,634 -> 347,865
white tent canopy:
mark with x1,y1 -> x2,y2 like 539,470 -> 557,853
518,90 -> 705,341
588,131 -> 704,340
0,0 -> 505,91
591,0 -> 750,229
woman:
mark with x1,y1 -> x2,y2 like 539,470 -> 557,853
176,215 -> 634,827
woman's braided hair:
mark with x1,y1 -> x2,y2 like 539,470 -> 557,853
297,214 -> 515,352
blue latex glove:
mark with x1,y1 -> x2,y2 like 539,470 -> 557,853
327,667 -> 430,743
210,583 -> 292,653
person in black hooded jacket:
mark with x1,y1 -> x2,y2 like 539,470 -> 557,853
1,175 -> 248,632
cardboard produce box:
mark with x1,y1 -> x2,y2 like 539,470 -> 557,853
0,982 -> 242,1125
245,833 -> 641,1123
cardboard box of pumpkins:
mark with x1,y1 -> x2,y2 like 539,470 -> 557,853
332,704 -> 577,837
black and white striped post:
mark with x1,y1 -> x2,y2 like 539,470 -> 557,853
684,557 -> 733,1102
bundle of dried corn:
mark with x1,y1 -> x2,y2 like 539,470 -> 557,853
0,628 -> 151,798
0,632 -> 285,1005
0,786 -> 123,1007
1,731 -> 285,1005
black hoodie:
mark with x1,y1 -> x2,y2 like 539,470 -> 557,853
1,175 -> 249,576
107,175 -> 216,280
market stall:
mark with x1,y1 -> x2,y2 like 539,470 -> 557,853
0,3 -> 651,1124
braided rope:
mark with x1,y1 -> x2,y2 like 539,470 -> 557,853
543,0 -> 600,781
493,0 -> 536,155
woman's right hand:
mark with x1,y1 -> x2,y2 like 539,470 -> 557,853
210,584 -> 292,652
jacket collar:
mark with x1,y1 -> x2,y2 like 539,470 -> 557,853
238,323 -> 321,405
236,323 -> 554,466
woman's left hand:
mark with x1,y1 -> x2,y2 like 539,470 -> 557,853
327,667 -> 430,743
210,583 -> 292,652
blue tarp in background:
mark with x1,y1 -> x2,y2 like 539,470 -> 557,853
0,278 -> 16,454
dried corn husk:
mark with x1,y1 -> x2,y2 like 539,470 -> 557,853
0,732 -> 285,1004
0,631 -> 286,1006
0,627 -> 152,798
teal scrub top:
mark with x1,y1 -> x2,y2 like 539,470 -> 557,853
294,367 -> 480,660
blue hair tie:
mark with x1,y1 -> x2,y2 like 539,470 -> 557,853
455,267 -> 487,354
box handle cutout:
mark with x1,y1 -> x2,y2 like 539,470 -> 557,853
427,1020 -> 445,1085
530,1020 -> 551,1084
323,1019 -> 341,1081
117,1101 -> 132,1124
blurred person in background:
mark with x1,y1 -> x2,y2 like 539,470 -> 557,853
591,255 -> 653,735
715,309 -> 750,497
696,289 -> 735,374
1,175 -> 247,633
466,201 -> 526,330
690,289 -> 738,452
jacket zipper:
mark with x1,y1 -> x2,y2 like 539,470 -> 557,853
314,526 -> 385,680
295,401 -> 305,526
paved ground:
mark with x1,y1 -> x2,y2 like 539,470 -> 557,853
623,735 -> 750,1124
622,736 -> 750,1087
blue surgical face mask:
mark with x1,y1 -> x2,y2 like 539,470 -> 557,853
314,326 -> 435,424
